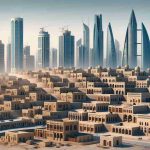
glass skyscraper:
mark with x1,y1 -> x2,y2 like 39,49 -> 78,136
83,23 -> 90,68
37,28 -> 50,68
141,23 -> 150,70
11,18 -> 23,72
122,10 -> 137,68
93,14 -> 103,67
106,23 -> 117,68
58,30 -> 74,68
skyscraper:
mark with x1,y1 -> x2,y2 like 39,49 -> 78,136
106,23 -> 117,68
115,40 -> 122,66
141,23 -> 150,70
93,14 -> 103,67
122,10 -> 137,68
58,30 -> 74,68
0,41 -> 5,73
83,23 -> 90,68
76,39 -> 84,68
50,48 -> 57,68
23,45 -> 30,70
11,18 -> 23,72
37,28 -> 50,68
6,43 -> 11,73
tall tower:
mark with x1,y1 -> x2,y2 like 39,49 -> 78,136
11,18 -> 23,72
122,10 -> 137,68
141,23 -> 150,70
93,14 -> 103,67
37,28 -> 50,68
83,23 -> 90,68
106,23 -> 117,68
6,43 -> 11,73
0,41 -> 5,73
58,30 -> 74,68
76,39 -> 84,68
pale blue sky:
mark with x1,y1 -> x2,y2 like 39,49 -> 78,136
0,0 -> 149,55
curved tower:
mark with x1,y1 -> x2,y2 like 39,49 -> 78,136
141,23 -> 150,70
122,10 -> 137,68
93,14 -> 103,67
106,23 -> 117,68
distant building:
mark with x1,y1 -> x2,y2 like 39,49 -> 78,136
11,17 -> 23,72
83,23 -> 90,68
89,48 -> 94,67
106,23 -> 117,68
76,39 -> 84,68
23,45 -> 30,70
6,43 -> 11,73
50,48 -> 57,68
29,55 -> 35,70
58,30 -> 74,68
0,41 -> 5,73
37,28 -> 50,68
122,10 -> 137,68
115,40 -> 122,67
93,14 -> 103,67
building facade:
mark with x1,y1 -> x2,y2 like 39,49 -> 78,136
11,17 -> 23,72
0,40 -> 5,73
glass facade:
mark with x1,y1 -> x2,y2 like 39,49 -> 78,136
11,18 -> 23,72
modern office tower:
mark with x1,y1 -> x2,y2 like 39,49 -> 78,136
37,28 -> 50,68
106,23 -> 117,68
115,40 -> 122,66
23,45 -> 30,70
76,39 -> 84,68
122,10 -> 137,68
141,23 -> 150,70
50,48 -> 57,68
93,14 -> 103,67
11,17 -> 23,72
89,48 -> 94,67
58,30 -> 74,68
83,23 -> 90,68
0,41 -> 5,73
6,43 -> 11,73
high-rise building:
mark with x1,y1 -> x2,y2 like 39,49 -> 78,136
6,43 -> 11,73
93,14 -> 103,67
76,39 -> 84,68
106,23 -> 117,68
141,23 -> 150,70
11,18 -> 23,72
115,40 -> 122,67
122,10 -> 137,68
50,48 -> 57,68
58,30 -> 74,68
23,45 -> 30,70
0,41 -> 5,73
37,28 -> 50,68
83,23 -> 90,68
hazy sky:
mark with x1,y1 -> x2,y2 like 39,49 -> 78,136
0,0 -> 149,56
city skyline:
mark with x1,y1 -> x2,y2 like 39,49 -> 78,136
0,0 -> 149,57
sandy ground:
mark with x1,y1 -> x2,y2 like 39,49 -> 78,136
0,143 -> 150,150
